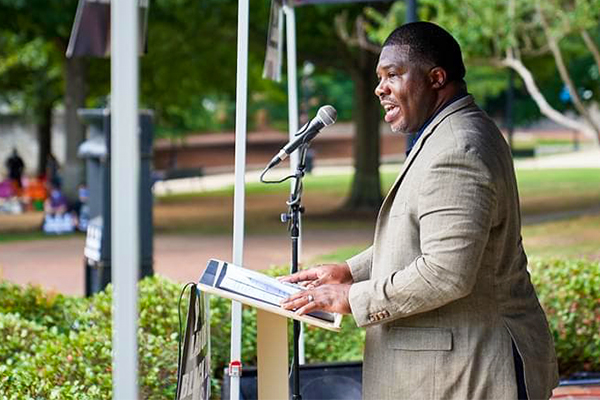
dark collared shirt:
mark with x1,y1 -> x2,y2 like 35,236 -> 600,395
405,93 -> 469,156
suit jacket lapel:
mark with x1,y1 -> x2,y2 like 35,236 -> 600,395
380,95 -> 476,211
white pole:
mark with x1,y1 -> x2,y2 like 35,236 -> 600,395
230,0 -> 249,398
284,2 -> 299,170
111,0 -> 139,398
283,0 -> 306,365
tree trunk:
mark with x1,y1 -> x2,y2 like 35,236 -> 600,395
62,56 -> 87,199
344,47 -> 382,211
36,104 -> 53,177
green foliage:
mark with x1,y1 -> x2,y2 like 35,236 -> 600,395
0,0 -> 79,115
0,282 -> 85,333
140,0 -> 245,137
2,259 -> 600,397
530,258 -> 600,375
309,71 -> 356,122
364,2 -> 406,45
0,313 -> 49,364
0,277 -> 182,399
0,270 -> 363,399
0,31 -> 63,116
365,0 -> 600,125
303,314 -> 365,362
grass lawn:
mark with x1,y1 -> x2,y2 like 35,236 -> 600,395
516,169 -> 600,215
158,167 -> 600,203
1,168 -> 599,257
310,212 -> 600,263
309,211 -> 600,264
509,136 -> 591,150
523,213 -> 600,260
158,167 -> 600,261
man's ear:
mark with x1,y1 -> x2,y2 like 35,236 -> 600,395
429,67 -> 447,89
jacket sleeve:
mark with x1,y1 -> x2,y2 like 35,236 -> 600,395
348,148 -> 497,327
346,246 -> 373,283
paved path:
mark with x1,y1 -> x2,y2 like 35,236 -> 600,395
514,148 -> 600,169
153,148 -> 600,195
0,229 -> 372,296
2,149 -> 599,296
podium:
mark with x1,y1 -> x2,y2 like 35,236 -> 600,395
198,259 -> 342,399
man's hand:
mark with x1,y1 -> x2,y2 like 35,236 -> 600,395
278,263 -> 353,289
280,284 -> 352,315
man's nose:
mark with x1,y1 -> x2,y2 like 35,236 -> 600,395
374,80 -> 386,98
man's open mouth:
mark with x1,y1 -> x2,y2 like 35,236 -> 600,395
384,104 -> 400,123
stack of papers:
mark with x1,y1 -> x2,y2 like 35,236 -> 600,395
200,259 -> 336,323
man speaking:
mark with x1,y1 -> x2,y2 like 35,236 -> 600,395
281,22 -> 559,399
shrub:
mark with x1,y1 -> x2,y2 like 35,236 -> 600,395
0,278 -> 182,399
1,259 -> 598,398
530,258 -> 600,375
0,282 -> 85,334
0,313 -> 49,364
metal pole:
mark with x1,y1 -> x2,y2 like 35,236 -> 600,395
292,232 -> 301,399
111,0 -> 139,398
286,147 -> 308,400
405,0 -> 418,154
230,0 -> 249,398
406,0 -> 418,23
284,2 -> 299,167
506,70 -> 515,150
283,0 -> 306,366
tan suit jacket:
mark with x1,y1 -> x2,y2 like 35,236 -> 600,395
347,95 -> 559,399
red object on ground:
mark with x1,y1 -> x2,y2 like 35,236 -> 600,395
552,385 -> 600,399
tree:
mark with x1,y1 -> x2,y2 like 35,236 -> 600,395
368,0 -> 600,144
1,0 -> 392,212
295,3 -> 393,211
333,12 -> 384,211
140,0 -> 246,135
0,0 -> 262,195
0,0 -> 86,197
0,33 -> 63,176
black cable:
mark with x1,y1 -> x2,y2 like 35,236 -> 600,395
259,166 -> 296,184
176,281 -> 197,400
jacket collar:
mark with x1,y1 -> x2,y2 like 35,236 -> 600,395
381,94 -> 475,209
405,93 -> 469,157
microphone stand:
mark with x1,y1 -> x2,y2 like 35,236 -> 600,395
280,143 -> 310,400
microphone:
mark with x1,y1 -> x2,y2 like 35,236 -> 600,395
266,105 -> 337,169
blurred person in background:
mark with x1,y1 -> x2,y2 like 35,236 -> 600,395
45,153 -> 61,189
5,148 -> 25,191
43,182 -> 75,234
71,183 -> 90,231
44,182 -> 68,216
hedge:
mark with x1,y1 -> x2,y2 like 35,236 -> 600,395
0,258 -> 598,398
530,258 -> 600,376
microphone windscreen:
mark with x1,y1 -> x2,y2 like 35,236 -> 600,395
317,105 -> 337,126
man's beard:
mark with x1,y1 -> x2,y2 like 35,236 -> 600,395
390,123 -> 412,136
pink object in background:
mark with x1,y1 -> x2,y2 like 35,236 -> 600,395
0,180 -> 15,198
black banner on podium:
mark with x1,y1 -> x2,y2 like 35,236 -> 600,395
176,285 -> 210,400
